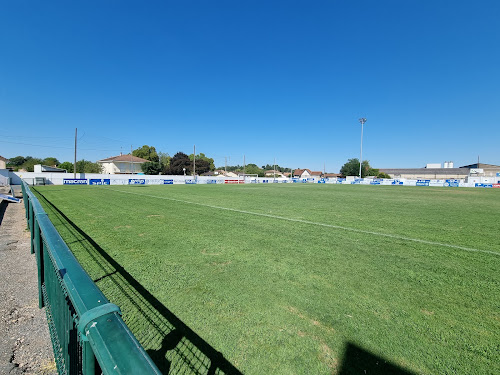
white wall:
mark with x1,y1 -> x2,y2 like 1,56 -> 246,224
9,171 -> 498,188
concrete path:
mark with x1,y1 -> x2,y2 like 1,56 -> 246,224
0,191 -> 57,374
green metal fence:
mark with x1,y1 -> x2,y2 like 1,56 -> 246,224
21,181 -> 162,375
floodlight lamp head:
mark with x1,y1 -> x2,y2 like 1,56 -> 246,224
359,118 -> 367,125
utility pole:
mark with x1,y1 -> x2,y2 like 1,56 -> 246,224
193,145 -> 196,176
74,128 -> 77,178
225,156 -> 227,174
358,118 -> 367,178
274,157 -> 276,179
243,155 -> 246,183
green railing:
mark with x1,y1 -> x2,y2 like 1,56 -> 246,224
21,181 -> 161,375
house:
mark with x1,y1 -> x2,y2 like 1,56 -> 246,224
293,169 -> 310,178
324,173 -> 341,178
97,154 -> 149,174
34,164 -> 68,173
293,169 -> 323,179
264,170 -> 284,177
0,156 -> 8,169
201,171 -> 218,176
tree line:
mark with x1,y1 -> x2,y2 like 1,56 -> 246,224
6,147 -> 389,178
6,156 -> 101,173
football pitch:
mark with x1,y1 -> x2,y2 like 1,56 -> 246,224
33,184 -> 499,375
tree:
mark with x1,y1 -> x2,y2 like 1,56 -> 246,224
132,145 -> 159,162
75,160 -> 102,173
164,152 -> 192,175
42,157 -> 60,166
340,158 -> 373,178
141,161 -> 162,175
261,164 -> 287,172
21,158 -> 44,172
244,163 -> 263,176
158,152 -> 171,170
340,158 -> 385,178
189,153 -> 215,171
7,156 -> 26,167
59,161 -> 74,173
377,172 -> 391,179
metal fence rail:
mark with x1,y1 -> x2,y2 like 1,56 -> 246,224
21,181 -> 161,375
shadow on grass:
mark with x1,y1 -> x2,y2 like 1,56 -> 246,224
35,189 -> 242,375
338,342 -> 416,375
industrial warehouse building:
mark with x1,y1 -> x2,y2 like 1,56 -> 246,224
379,162 -> 500,180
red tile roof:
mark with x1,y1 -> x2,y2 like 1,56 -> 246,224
98,154 -> 149,163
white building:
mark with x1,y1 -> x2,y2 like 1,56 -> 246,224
97,154 -> 149,174
0,156 -> 8,170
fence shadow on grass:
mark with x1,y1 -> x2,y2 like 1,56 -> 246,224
338,342 -> 417,375
35,189 -> 243,375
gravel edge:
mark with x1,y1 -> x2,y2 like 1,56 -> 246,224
0,194 -> 57,375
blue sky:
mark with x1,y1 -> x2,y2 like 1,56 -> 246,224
1,0 -> 499,172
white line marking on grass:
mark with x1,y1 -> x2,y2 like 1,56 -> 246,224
109,188 -> 500,257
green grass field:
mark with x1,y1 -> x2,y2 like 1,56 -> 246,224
33,184 -> 500,375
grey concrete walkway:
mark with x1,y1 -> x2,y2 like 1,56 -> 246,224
0,191 -> 57,374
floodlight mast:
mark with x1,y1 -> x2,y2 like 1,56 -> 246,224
358,118 -> 367,178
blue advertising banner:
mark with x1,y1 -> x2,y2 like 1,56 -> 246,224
475,183 -> 492,188
89,179 -> 110,185
206,179 -> 217,184
445,179 -> 460,187
185,179 -> 196,184
129,179 -> 145,185
0,194 -> 21,203
416,180 -> 430,186
63,179 -> 88,185
391,180 -> 403,185
370,180 -> 381,185
317,179 -> 326,183
163,179 -> 174,184
262,180 -> 269,183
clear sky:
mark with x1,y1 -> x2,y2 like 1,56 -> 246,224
1,0 -> 499,172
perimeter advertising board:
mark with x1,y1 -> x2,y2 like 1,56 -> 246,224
89,179 -> 110,185
63,179 -> 88,185
416,180 -> 430,186
446,179 -> 460,187
129,179 -> 145,185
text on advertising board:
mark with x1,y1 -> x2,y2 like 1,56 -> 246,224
129,179 -> 146,185
63,179 -> 88,185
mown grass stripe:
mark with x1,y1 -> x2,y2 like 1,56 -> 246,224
108,188 -> 499,257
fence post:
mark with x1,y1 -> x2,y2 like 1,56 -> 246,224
34,215 -> 45,309
29,198 -> 35,254
82,341 -> 96,375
